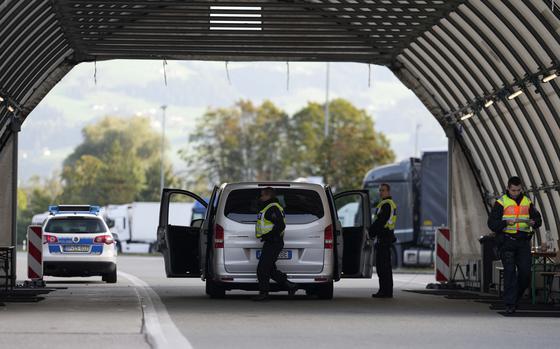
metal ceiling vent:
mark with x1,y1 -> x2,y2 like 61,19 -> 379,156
209,5 -> 262,31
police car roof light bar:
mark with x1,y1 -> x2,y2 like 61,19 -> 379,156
48,205 -> 100,215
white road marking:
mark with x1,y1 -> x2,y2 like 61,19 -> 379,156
119,271 -> 193,349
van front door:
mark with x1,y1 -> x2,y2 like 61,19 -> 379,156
334,190 -> 373,278
158,189 -> 208,278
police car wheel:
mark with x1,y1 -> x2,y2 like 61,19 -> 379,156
103,269 -> 118,283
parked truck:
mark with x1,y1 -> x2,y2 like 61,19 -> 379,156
105,202 -> 194,253
362,151 -> 448,267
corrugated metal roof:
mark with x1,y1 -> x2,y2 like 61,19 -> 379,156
1,0 -> 559,240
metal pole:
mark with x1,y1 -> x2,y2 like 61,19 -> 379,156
446,127 -> 454,232
414,123 -> 421,157
160,105 -> 167,194
445,125 -> 454,281
11,116 -> 21,286
324,62 -> 330,137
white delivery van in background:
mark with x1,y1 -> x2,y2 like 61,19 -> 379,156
106,202 -> 194,253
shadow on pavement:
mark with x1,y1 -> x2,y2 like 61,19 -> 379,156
0,288 -> 55,303
404,289 -> 560,317
45,280 -> 104,285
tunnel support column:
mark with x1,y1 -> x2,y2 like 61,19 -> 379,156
446,126 -> 454,247
0,116 -> 21,287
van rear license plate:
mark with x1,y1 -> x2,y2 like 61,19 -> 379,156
257,249 -> 292,260
63,245 -> 89,252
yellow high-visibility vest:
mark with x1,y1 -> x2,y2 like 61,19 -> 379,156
374,198 -> 397,230
497,194 -> 532,234
255,202 -> 286,238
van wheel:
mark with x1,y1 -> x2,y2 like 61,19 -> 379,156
103,268 -> 117,284
206,278 -> 225,299
316,281 -> 334,300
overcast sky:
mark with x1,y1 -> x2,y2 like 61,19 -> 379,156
19,60 -> 447,183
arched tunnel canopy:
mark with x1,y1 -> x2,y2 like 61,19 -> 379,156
1,0 -> 559,270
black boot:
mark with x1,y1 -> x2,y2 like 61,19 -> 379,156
372,292 -> 393,298
253,292 -> 269,301
505,305 -> 516,315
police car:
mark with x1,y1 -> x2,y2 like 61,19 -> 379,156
42,205 -> 118,283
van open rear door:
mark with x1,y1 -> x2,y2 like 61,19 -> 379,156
158,188 -> 208,278
325,186 -> 343,281
333,190 -> 373,278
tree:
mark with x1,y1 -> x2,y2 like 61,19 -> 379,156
183,98 -> 394,191
60,155 -> 106,204
61,115 -> 179,204
291,99 -> 395,191
138,160 -> 181,201
64,116 -> 161,168
287,102 -> 326,178
25,174 -> 64,212
250,100 -> 291,180
16,175 -> 63,245
96,140 -> 145,205
182,100 -> 291,186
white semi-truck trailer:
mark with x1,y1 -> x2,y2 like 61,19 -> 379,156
105,202 -> 194,253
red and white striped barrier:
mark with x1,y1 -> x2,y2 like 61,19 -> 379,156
435,227 -> 451,282
27,225 -> 43,280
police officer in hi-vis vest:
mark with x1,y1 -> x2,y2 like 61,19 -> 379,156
488,176 -> 542,314
254,187 -> 297,301
369,183 -> 397,298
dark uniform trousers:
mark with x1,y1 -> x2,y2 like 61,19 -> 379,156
375,242 -> 393,296
500,237 -> 531,306
257,239 -> 289,293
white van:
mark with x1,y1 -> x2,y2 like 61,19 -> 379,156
157,182 -> 374,299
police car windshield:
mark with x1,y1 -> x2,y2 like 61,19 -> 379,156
224,188 -> 324,224
45,217 -> 107,234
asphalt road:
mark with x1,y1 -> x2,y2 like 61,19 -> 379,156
2,254 -> 559,349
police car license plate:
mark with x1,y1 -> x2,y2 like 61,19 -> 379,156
256,249 -> 292,260
63,245 -> 90,252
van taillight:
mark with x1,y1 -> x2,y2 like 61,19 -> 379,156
324,224 -> 333,249
214,224 -> 224,248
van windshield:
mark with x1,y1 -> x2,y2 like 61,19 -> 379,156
45,217 -> 108,234
224,188 -> 324,224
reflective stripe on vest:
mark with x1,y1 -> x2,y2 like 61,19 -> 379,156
497,194 -> 532,234
255,202 -> 286,238
374,199 -> 397,230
